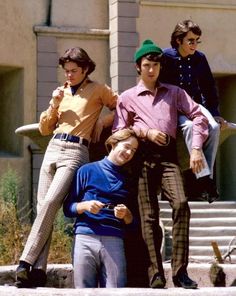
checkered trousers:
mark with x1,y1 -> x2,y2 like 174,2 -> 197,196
137,160 -> 190,280
20,138 -> 89,270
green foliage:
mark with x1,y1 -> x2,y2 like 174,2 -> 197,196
0,166 -> 21,206
0,194 -> 29,264
0,167 -> 72,265
0,167 -> 28,264
48,209 -> 73,264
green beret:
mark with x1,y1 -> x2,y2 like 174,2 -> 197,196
134,39 -> 163,62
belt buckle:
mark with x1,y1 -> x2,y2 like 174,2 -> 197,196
60,133 -> 69,141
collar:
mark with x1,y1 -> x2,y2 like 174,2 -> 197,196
101,156 -> 123,172
136,79 -> 167,96
70,77 -> 90,95
166,48 -> 192,60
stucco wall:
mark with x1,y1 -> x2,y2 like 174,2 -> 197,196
51,0 -> 108,29
0,0 -> 49,220
0,0 -> 48,122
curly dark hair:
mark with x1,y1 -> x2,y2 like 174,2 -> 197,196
59,47 -> 96,75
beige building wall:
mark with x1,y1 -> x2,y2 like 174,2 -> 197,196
0,0 -> 236,220
0,0 -> 49,220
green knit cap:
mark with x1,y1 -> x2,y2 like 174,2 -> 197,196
134,39 -> 163,62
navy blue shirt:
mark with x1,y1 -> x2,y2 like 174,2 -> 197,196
63,157 -> 132,238
159,47 -> 220,116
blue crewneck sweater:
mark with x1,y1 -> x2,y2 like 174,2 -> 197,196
63,157 -> 131,238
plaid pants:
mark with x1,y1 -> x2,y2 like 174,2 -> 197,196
138,160 -> 190,281
20,138 -> 89,270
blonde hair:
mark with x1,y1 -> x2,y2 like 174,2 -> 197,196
105,129 -> 138,152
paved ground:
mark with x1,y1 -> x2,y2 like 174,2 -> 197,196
1,263 -> 236,295
1,286 -> 236,296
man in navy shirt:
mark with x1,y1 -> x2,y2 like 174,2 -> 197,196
159,19 -> 228,203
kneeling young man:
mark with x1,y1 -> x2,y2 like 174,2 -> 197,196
63,129 -> 138,288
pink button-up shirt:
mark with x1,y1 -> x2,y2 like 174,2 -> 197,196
113,80 -> 209,149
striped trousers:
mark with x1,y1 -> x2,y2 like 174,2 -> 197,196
20,138 -> 89,270
137,160 -> 190,282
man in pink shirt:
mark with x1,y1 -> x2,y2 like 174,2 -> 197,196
113,39 -> 209,289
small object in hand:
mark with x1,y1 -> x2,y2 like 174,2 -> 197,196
103,203 -> 115,209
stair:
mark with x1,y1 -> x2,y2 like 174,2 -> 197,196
160,201 -> 236,263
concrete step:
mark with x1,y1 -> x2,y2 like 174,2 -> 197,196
169,226 -> 236,237
1,286 -> 236,296
187,255 -> 219,263
1,263 -> 236,291
166,236 -> 235,246
164,232 -> 236,260
159,200 -> 236,210
162,217 -> 236,227
160,201 -> 236,262
166,245 -> 230,256
160,208 -> 236,218
165,245 -> 229,257
188,255 -> 236,264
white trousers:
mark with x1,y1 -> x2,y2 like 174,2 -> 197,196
20,138 -> 89,270
179,105 -> 220,179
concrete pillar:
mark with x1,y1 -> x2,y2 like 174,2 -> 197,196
36,36 -> 58,121
29,35 -> 58,214
109,0 -> 139,94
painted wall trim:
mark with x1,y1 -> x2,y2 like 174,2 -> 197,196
34,26 -> 110,39
140,1 -> 236,10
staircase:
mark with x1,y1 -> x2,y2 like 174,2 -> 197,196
160,201 -> 236,263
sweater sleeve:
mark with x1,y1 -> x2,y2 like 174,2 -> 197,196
39,100 -> 59,136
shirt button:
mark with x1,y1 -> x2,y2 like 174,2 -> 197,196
180,82 -> 183,85
179,65 -> 182,68
188,57 -> 190,61
188,65 -> 191,68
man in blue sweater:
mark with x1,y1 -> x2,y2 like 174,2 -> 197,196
63,128 -> 138,288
